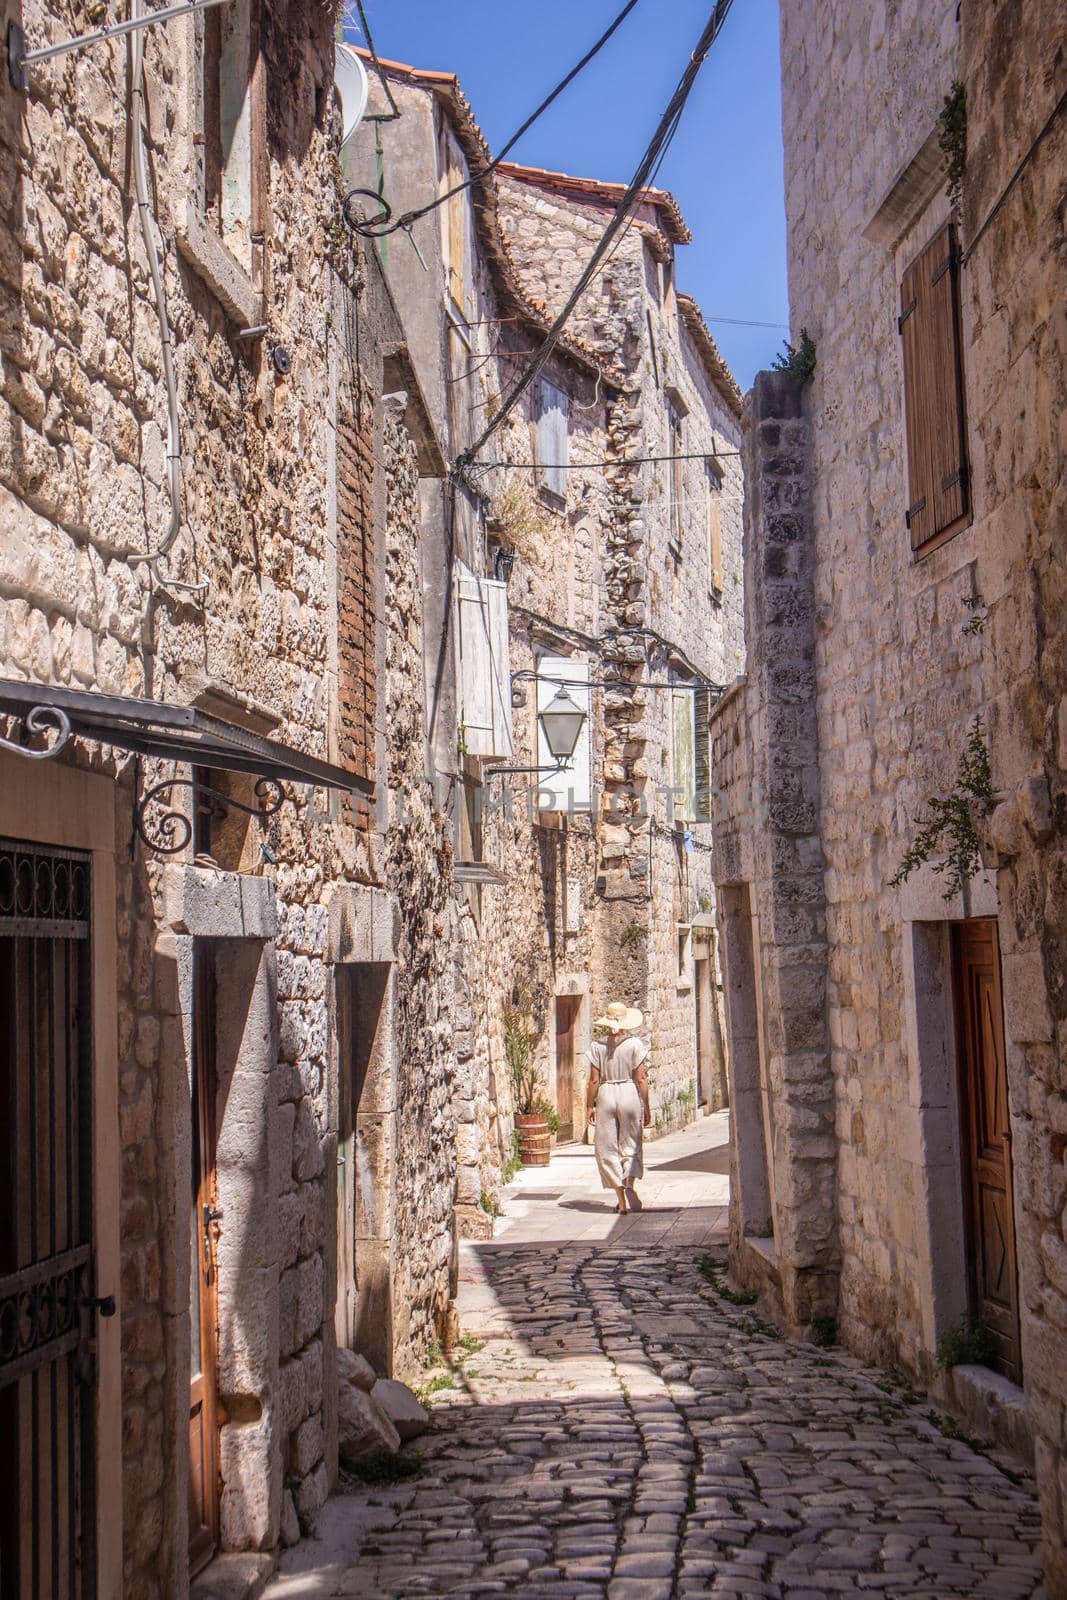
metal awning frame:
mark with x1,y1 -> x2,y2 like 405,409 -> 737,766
0,679 -> 371,856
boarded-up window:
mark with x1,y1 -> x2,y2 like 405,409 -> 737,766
673,684 -> 713,824
536,656 -> 592,813
668,400 -> 684,555
899,222 -> 970,554
336,387 -> 376,781
454,560 -> 514,760
707,457 -> 724,596
536,381 -> 569,500
440,132 -> 470,313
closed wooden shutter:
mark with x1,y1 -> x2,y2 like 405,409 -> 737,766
336,386 -> 375,781
537,381 -> 569,499
899,222 -> 969,552
672,687 -> 696,823
693,686 -> 713,822
454,561 -> 514,759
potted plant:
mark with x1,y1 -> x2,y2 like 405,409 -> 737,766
504,996 -> 551,1166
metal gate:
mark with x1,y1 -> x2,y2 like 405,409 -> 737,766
0,840 -> 99,1599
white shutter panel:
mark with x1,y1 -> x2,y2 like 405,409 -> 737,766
454,561 -> 513,759
485,577 -> 514,759
538,382 -> 569,499
537,656 -> 591,813
672,687 -> 696,824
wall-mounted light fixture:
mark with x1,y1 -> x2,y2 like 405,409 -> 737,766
485,686 -> 587,782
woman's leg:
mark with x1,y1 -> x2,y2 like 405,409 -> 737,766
594,1085 -> 624,1191
616,1083 -> 644,1199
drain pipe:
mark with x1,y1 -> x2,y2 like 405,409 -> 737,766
128,0 -> 206,593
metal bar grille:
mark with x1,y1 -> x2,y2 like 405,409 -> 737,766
0,839 -> 94,1597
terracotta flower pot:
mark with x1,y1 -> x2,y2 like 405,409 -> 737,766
514,1111 -> 551,1167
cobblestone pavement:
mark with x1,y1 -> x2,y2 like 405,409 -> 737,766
267,1123 -> 1044,1600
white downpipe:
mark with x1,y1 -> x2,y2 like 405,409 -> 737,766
129,0 -> 206,591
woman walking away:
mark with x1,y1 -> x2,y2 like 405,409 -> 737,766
587,1001 -> 652,1213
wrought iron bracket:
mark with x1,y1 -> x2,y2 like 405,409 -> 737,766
0,705 -> 72,762
135,774 -> 284,856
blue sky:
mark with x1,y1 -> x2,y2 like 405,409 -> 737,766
348,0 -> 788,391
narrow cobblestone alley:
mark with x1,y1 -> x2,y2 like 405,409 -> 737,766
265,1119 -> 1044,1599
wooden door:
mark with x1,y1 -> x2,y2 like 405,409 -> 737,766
554,997 -> 580,1140
952,920 -> 1021,1382
189,942 -> 221,1576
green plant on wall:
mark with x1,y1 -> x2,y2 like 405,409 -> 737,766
772,328 -> 816,381
939,81 -> 967,212
503,988 -> 543,1114
619,920 -> 648,950
890,718 -> 993,900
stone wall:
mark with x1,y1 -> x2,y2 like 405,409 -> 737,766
960,1 -> 1067,1583
0,2 -> 456,1588
499,171 -> 744,1128
712,371 -> 834,1328
726,0 -> 1067,1584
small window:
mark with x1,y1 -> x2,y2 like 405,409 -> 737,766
707,457 -> 724,599
200,0 -> 261,273
536,381 -> 569,500
899,222 -> 970,555
667,400 -> 684,555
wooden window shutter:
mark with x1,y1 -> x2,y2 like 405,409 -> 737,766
693,686 -> 713,822
454,561 -> 513,760
899,222 -> 969,552
336,385 -> 375,782
672,687 -> 696,823
537,381 -> 569,499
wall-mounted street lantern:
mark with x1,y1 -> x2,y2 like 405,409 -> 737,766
485,685 -> 587,781
539,686 -> 586,764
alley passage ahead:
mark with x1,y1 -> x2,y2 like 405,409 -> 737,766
267,1126 -> 1043,1600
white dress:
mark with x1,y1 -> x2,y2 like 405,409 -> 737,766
588,1034 -> 649,1189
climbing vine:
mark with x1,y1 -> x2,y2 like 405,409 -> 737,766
939,81 -> 967,212
890,718 -> 993,899
772,327 -> 816,381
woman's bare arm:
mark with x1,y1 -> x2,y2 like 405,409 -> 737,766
586,1064 -> 601,1122
633,1063 -> 652,1127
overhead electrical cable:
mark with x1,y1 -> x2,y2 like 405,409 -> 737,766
347,0 -> 644,238
354,0 -> 401,121
452,0 -> 735,478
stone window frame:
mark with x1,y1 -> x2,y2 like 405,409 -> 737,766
175,0 -> 268,329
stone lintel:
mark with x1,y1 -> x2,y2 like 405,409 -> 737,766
160,865 -> 277,939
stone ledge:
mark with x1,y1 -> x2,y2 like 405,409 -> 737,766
190,1552 -> 274,1600
176,202 -> 260,329
938,1363 -> 1034,1466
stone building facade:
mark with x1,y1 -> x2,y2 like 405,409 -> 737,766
713,0 -> 1066,1586
349,56 -> 744,1218
0,2 -> 456,1594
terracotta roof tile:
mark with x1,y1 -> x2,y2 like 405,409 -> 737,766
495,161 -> 691,245
676,294 -> 743,418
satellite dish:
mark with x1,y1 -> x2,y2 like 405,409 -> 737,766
335,43 -> 370,149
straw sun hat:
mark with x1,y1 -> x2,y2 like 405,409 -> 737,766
593,1000 -> 645,1033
